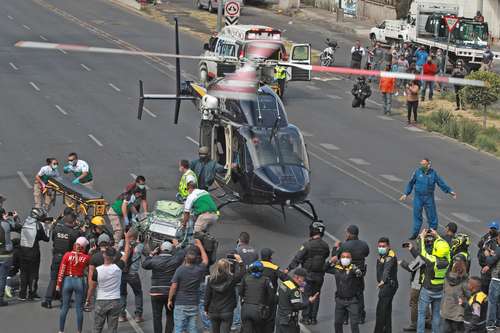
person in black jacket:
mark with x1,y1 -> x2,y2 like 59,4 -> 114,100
332,225 -> 370,324
351,77 -> 372,108
142,240 -> 186,333
239,261 -> 274,333
204,255 -> 245,333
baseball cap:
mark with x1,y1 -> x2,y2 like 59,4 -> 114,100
347,225 -> 359,236
488,221 -> 500,230
75,237 -> 89,248
260,248 -> 274,260
160,241 -> 173,252
445,222 -> 458,233
97,233 -> 111,246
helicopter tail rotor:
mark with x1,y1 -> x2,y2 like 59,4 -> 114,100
138,80 -> 145,120
174,17 -> 181,124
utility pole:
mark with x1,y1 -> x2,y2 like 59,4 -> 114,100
216,0 -> 223,32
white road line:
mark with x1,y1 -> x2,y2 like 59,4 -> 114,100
186,136 -> 199,145
367,100 -> 382,106
301,131 -> 313,137
80,63 -> 91,71
405,126 -> 424,132
29,82 -> 40,92
451,213 -> 481,223
22,24 -> 31,30
344,91 -> 351,95
17,171 -> 33,189
306,85 -> 320,90
348,158 -> 370,165
108,83 -> 121,92
125,309 -> 145,333
130,173 -> 150,190
7,15 -> 13,20
327,94 -> 341,99
88,134 -> 103,147
376,115 -> 394,121
143,107 -> 157,118
39,35 -> 48,41
380,174 -> 403,182
58,48 -> 67,55
55,105 -> 68,115
9,62 -> 18,70
319,143 -> 340,151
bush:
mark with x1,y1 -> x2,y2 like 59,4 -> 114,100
475,134 -> 498,153
459,119 -> 480,144
430,109 -> 452,129
443,118 -> 460,139
482,126 -> 500,141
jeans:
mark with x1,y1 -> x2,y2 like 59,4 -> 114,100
232,288 -> 241,328
59,277 -> 84,332
199,280 -> 211,329
487,278 -> 500,327
382,93 -> 392,114
209,312 -> 233,333
0,259 -> 11,301
174,304 -> 198,333
411,194 -> 438,237
45,253 -> 63,302
421,81 -> 434,100
120,272 -> 143,316
407,101 -> 418,123
151,295 -> 173,333
417,287 -> 442,333
94,299 -> 121,333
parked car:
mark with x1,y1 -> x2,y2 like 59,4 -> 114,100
195,0 -> 243,14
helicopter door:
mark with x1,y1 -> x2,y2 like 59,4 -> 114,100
288,44 -> 311,81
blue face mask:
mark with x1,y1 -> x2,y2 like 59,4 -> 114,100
378,247 -> 388,256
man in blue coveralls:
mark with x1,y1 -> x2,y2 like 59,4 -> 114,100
400,158 -> 457,240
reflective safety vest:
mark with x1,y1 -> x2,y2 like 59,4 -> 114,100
431,257 -> 449,286
274,66 -> 287,80
178,169 -> 197,199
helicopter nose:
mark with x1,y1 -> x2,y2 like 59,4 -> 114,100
254,165 -> 310,202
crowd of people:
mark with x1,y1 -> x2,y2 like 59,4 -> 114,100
0,151 -> 500,333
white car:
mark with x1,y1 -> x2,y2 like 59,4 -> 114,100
195,0 -> 243,14
370,20 -> 410,44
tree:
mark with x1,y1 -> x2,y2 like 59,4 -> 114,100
395,0 -> 414,19
460,70 -> 500,128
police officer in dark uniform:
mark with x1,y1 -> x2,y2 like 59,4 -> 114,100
260,248 -> 287,333
332,224 -> 370,324
41,210 -> 81,308
374,237 -> 398,333
286,221 -> 329,325
239,261 -> 274,333
276,268 -> 319,333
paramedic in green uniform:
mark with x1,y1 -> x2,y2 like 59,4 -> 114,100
182,181 -> 218,233
107,188 -> 143,246
63,152 -> 93,188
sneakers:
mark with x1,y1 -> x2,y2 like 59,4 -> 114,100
300,318 -> 312,325
403,324 -> 417,331
41,301 -> 52,309
134,316 -> 144,323
30,293 -> 41,300
4,286 -> 12,298
310,318 -> 318,325
18,296 -> 27,301
118,315 -> 128,322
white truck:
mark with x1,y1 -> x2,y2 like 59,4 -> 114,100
369,1 -> 499,70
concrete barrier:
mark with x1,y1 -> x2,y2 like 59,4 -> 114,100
112,0 -> 143,11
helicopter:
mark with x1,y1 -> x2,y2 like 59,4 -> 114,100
15,19 -> 486,222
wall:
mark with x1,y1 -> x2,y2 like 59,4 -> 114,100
483,0 -> 500,39
357,0 -> 396,22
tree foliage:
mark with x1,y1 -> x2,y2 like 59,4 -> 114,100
461,70 -> 500,127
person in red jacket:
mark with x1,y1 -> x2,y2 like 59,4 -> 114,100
421,57 -> 437,101
57,237 -> 91,333
379,64 -> 396,115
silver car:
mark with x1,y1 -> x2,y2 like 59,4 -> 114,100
195,0 -> 243,14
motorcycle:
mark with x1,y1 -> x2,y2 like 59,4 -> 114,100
319,38 -> 338,67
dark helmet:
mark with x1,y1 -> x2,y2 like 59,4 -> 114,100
451,233 -> 471,254
30,207 -> 47,220
357,76 -> 366,82
309,221 -> 326,237
248,261 -> 264,278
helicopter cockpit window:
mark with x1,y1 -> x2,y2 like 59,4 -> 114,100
243,127 -> 309,170
245,94 -> 286,127
222,43 -> 236,57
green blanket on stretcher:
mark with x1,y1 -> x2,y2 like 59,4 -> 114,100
133,200 -> 184,235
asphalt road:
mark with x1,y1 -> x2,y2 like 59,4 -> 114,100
1,1 -> 500,332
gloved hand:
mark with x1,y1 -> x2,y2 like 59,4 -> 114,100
63,165 -> 71,173
124,216 -> 130,226
72,178 -> 80,185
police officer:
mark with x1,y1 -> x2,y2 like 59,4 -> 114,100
276,268 -> 319,333
42,210 -> 81,308
286,221 -> 329,325
374,237 -> 398,333
274,65 -> 287,98
239,261 -> 274,333
260,248 -> 287,333
0,208 -> 21,306
332,225 -> 370,324
451,233 -> 471,272
461,276 -> 488,332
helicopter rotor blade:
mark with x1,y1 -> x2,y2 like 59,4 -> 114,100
138,80 -> 144,120
208,63 -> 259,100
281,62 -> 486,87
174,17 -> 181,125
15,41 -> 221,62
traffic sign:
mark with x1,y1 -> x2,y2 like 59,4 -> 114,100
225,16 -> 239,26
224,0 -> 240,17
444,16 -> 459,32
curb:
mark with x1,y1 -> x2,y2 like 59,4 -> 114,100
109,0 -> 145,12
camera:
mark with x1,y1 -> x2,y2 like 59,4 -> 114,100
402,242 -> 411,248
7,212 -> 13,217
226,254 -> 236,260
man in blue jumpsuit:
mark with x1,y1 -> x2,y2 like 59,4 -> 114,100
400,158 -> 457,240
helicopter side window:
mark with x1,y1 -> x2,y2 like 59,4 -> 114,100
215,40 -> 224,56
222,43 -> 236,57
209,37 -> 218,51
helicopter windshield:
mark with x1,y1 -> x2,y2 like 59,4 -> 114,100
242,126 -> 309,169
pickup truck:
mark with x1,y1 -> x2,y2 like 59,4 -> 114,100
370,20 -> 410,44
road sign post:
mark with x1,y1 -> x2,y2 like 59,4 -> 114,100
216,0 -> 223,31
444,16 -> 459,73
224,0 -> 240,26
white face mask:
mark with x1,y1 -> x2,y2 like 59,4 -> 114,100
340,258 -> 351,267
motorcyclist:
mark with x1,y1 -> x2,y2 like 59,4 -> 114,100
320,38 -> 338,66
351,77 -> 372,108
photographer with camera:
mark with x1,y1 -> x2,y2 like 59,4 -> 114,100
204,254 -> 244,333
142,239 -> 186,333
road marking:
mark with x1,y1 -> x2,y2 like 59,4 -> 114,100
319,143 -> 340,151
344,91 -> 351,95
80,63 -> 91,71
58,48 -> 67,54
17,171 -> 32,189
348,158 -> 370,165
125,309 -> 145,333
55,104 -> 68,115
88,134 -> 103,147
380,174 -> 403,182
376,115 -> 394,121
7,15 -> 13,20
367,100 -> 382,106
301,131 -> 313,137
29,82 -> 40,92
22,24 -> 31,30
130,173 -> 150,190
39,35 -> 48,41
405,126 -> 424,132
108,83 -> 121,92
143,107 -> 157,118
451,213 -> 480,223
9,62 -> 18,70
186,136 -> 199,145
306,85 -> 320,91
327,94 -> 341,100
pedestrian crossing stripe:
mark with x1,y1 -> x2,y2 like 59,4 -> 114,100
225,16 -> 239,26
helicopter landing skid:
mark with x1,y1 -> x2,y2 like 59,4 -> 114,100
291,200 -> 320,222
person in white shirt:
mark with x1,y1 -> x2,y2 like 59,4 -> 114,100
63,152 -> 93,188
351,40 -> 366,69
33,158 -> 59,211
